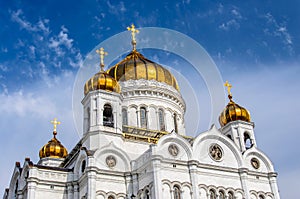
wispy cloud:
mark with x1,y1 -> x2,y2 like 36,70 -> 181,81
263,13 -> 293,55
106,1 -> 126,15
219,6 -> 243,31
10,9 -> 49,34
219,19 -> 240,31
49,26 -> 74,57
7,9 -> 83,91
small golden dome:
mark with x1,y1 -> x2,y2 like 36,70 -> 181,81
84,47 -> 120,95
107,50 -> 179,91
39,131 -> 68,159
219,81 -> 251,127
84,71 -> 120,95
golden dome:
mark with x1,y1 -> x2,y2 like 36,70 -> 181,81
107,50 -> 179,91
219,81 -> 251,127
84,71 -> 120,95
39,131 -> 68,159
84,47 -> 120,95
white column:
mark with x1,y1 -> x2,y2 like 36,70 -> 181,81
73,183 -> 79,199
237,127 -> 246,152
67,183 -> 74,199
269,172 -> 280,199
124,174 -> 132,199
132,173 -> 139,197
152,156 -> 163,198
188,161 -> 199,199
87,169 -> 97,199
27,181 -> 37,199
239,168 -> 250,199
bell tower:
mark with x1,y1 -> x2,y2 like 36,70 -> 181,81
82,47 -> 122,135
219,81 -> 256,152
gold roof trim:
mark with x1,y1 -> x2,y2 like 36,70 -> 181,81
122,125 -> 194,144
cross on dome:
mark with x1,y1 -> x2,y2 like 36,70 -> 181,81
224,80 -> 232,98
127,24 -> 139,50
96,47 -> 108,71
51,118 -> 61,133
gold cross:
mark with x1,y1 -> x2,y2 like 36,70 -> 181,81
127,24 -> 139,50
51,118 -> 61,132
224,80 -> 232,96
96,47 -> 108,71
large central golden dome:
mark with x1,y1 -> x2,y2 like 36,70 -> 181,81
107,50 -> 179,91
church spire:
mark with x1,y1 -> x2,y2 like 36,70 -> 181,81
127,24 -> 139,51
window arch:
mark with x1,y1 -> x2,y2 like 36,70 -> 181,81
219,190 -> 225,199
140,107 -> 147,128
244,132 -> 252,149
108,196 -> 115,199
258,195 -> 265,199
103,104 -> 114,127
228,191 -> 234,199
173,185 -> 181,199
158,108 -> 165,131
209,189 -> 216,199
122,108 -> 128,125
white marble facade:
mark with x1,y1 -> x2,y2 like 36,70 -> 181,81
3,54 -> 280,199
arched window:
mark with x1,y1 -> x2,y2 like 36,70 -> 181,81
228,191 -> 234,199
173,185 -> 181,199
140,107 -> 147,128
81,160 -> 86,173
219,191 -> 225,199
209,189 -> 216,199
244,132 -> 252,149
122,108 -> 128,125
103,104 -> 114,127
158,108 -> 165,131
173,113 -> 178,133
108,196 -> 115,199
258,195 -> 265,199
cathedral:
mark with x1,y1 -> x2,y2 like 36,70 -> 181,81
3,25 -> 280,199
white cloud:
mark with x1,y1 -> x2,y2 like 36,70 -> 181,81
106,1 -> 126,15
10,9 -> 49,34
0,70 -> 77,192
7,9 -> 84,91
49,26 -> 74,57
0,90 -> 57,118
263,13 -> 293,54
219,19 -> 240,31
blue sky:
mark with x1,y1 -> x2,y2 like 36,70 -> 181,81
1,0 -> 299,198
